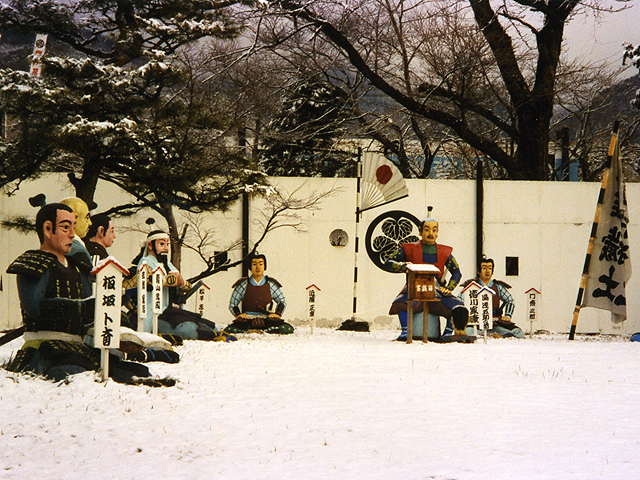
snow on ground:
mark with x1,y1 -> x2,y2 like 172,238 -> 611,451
1,329 -> 639,480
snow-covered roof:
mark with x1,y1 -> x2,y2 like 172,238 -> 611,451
91,255 -> 129,276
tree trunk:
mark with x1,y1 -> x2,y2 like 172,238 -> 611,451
71,157 -> 102,206
159,202 -> 182,270
512,108 -> 551,180
469,0 -> 576,181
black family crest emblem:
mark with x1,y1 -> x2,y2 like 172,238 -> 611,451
365,210 -> 421,272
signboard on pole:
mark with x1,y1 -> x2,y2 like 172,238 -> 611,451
137,262 -> 149,332
93,258 -> 128,349
461,280 -> 482,336
151,266 -> 164,335
526,287 -> 541,335
306,284 -> 321,333
478,286 -> 495,332
462,282 -> 494,341
195,283 -> 210,317
92,257 -> 129,381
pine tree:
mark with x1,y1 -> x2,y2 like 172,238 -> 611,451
0,1 -> 267,267
260,78 -> 357,177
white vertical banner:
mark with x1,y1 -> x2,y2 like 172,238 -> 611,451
581,134 -> 631,324
151,267 -> 164,335
30,33 -> 48,77
137,262 -> 148,332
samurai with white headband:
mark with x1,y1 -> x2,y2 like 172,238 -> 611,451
130,228 -> 229,341
137,230 -> 185,332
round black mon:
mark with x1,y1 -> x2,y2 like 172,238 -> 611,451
365,210 -> 421,272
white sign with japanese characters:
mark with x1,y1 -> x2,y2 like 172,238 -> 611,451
462,281 -> 482,327
137,262 -> 148,331
152,268 -> 164,314
195,284 -> 209,317
526,288 -> 540,323
306,284 -> 321,334
94,262 -> 123,349
30,33 -> 48,77
151,267 -> 164,335
478,286 -> 494,331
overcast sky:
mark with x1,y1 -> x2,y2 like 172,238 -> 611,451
563,1 -> 640,76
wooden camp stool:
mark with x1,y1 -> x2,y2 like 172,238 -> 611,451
406,264 -> 441,344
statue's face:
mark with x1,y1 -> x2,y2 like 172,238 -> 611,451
479,262 -> 494,283
420,221 -> 439,245
101,220 -> 116,248
250,258 -> 265,278
63,198 -> 91,238
44,209 -> 76,257
152,238 -> 170,256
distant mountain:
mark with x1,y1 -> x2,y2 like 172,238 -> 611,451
591,74 -> 640,137
555,73 -> 640,143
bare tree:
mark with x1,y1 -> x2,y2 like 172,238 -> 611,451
178,186 -> 339,283
551,58 -> 640,181
235,0 -> 632,180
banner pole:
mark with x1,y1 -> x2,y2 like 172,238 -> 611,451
352,148 -> 362,320
569,121 -> 619,340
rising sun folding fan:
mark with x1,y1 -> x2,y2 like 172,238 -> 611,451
350,151 -> 410,322
359,151 -> 409,213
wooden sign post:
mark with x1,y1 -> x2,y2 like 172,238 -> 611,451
93,257 -> 129,382
478,285 -> 495,344
151,266 -> 164,335
461,280 -> 482,337
195,283 -> 210,318
525,287 -> 541,336
137,262 -> 149,332
306,284 -> 321,334
406,264 -> 440,344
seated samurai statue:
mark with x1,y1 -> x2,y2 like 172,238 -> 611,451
225,253 -> 294,334
3,202 -> 173,386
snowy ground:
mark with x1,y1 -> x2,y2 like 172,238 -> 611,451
1,328 -> 639,480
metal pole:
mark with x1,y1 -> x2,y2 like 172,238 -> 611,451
240,129 -> 250,278
476,159 -> 484,267
242,192 -> 249,278
352,148 -> 362,320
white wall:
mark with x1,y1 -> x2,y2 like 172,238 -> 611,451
1,174 -> 638,335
